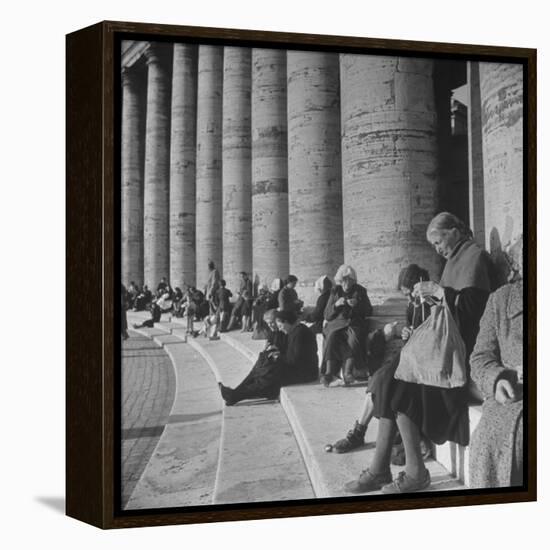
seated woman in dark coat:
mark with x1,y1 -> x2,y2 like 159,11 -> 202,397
219,310 -> 287,405
278,275 -> 303,314
301,275 -> 333,334
218,310 -> 318,405
276,310 -> 319,385
320,265 -> 373,386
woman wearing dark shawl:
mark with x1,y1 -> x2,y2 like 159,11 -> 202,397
276,310 -> 319,385
345,212 -> 493,495
219,309 -> 287,405
301,275 -> 333,334
320,265 -> 373,386
278,275 -> 303,313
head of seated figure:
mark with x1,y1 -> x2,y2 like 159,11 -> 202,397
285,275 -> 298,289
426,212 -> 472,260
274,310 -> 298,333
397,264 -> 430,298
263,308 -> 278,332
315,275 -> 332,295
334,264 -> 357,292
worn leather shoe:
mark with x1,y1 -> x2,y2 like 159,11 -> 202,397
381,469 -> 431,494
344,468 -> 393,494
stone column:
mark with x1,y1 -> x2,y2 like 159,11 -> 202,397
251,49 -> 289,289
340,55 -> 439,295
479,63 -> 523,258
196,46 -> 223,289
143,43 -> 172,289
468,61 -> 486,247
287,51 -> 343,303
121,67 -> 144,287
222,47 -> 252,294
169,44 -> 197,290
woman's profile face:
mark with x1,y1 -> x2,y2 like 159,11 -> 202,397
428,228 -> 461,259
275,318 -> 288,333
342,277 -> 353,292
400,285 -> 412,297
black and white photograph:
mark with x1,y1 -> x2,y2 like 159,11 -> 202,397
118,37 -> 527,511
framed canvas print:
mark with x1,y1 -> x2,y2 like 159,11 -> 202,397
66,20 -> 536,529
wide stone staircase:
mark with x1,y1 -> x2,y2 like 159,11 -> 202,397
125,304 -> 476,508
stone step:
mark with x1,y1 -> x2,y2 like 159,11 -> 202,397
281,384 -> 463,497
125,326 -> 222,509
185,336 -> 315,504
221,332 -> 464,497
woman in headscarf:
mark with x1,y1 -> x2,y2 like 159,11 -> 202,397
266,278 -> 283,310
301,275 -> 333,334
345,212 -> 494,495
320,265 -> 372,386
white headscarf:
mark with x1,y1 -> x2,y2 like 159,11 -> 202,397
270,278 -> 282,292
314,275 -> 330,293
334,264 -> 357,285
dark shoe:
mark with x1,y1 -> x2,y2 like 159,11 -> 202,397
381,469 -> 431,494
320,374 -> 334,388
344,468 -> 393,494
333,421 -> 367,453
218,383 -> 237,406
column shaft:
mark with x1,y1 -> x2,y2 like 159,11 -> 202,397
479,63 -> 523,255
170,44 -> 197,290
468,61 -> 486,246
143,43 -> 172,288
222,47 -> 252,294
196,46 -> 223,288
251,49 -> 289,288
287,51 -> 343,303
340,55 -> 439,295
121,67 -> 145,286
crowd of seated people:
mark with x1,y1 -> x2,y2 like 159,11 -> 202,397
122,213 -> 524,494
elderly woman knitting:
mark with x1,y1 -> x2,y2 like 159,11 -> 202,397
320,265 -> 372,386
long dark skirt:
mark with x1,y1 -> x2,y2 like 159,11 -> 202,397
367,359 -> 398,420
391,381 -> 470,446
323,328 -> 353,362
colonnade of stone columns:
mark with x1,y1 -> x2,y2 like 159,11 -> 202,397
121,41 -> 524,301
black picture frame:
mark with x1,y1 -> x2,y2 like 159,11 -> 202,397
66,20 -> 536,529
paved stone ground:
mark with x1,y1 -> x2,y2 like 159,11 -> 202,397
121,331 -> 176,508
